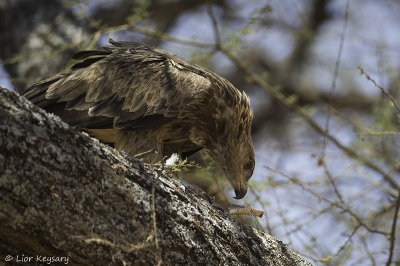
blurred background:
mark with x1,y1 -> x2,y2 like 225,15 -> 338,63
1,0 -> 399,265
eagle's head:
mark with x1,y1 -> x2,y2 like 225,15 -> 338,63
214,133 -> 255,199
190,90 -> 255,199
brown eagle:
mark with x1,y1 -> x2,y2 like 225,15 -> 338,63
23,39 -> 255,199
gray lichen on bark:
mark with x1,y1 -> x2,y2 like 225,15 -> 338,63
0,86 -> 312,265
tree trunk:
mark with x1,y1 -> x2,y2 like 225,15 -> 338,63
0,86 -> 312,265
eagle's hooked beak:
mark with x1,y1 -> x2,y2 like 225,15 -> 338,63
234,184 -> 247,199
233,167 -> 248,199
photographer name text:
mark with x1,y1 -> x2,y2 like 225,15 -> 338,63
4,254 -> 69,264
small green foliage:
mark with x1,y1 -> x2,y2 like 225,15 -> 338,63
189,50 -> 215,67
372,98 -> 398,132
224,5 -> 269,55
71,0 -> 85,6
352,96 -> 400,162
168,157 -> 201,173
286,94 -> 298,105
248,4 -> 273,25
74,6 -> 88,19
225,25 -> 258,53
302,106 -> 317,117
127,0 -> 151,23
273,85 -> 283,93
249,179 -> 268,191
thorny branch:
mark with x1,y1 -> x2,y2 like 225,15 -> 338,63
322,0 -> 349,156
361,131 -> 400,136
360,235 -> 377,266
265,166 -> 388,236
319,0 -> 350,203
321,160 -> 345,205
359,66 -> 400,115
386,190 -> 400,266
249,187 -> 272,234
265,165 -> 389,263
316,224 -> 361,263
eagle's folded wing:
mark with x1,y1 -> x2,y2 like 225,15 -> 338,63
24,40 -> 211,132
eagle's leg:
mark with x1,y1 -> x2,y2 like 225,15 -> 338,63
115,131 -> 161,164
133,149 -> 156,159
156,142 -> 165,171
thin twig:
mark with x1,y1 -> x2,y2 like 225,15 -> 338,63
133,149 -> 156,158
265,166 -> 388,235
360,234 -> 377,266
322,0 -> 349,157
131,25 -> 216,48
206,3 -> 221,47
249,186 -> 271,234
359,66 -> 400,114
317,224 -> 360,263
271,183 -> 295,244
151,176 -> 162,265
283,205 -> 331,236
360,131 -> 400,136
386,190 -> 400,266
320,0 -> 349,205
100,23 -> 215,48
0,24 -> 215,68
322,160 -> 345,204
83,237 -> 153,252
151,185 -> 159,249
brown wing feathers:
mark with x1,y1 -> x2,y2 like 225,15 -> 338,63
23,40 -> 211,133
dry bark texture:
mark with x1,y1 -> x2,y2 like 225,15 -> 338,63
0,86 -> 312,265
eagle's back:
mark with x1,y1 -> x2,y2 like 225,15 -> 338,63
24,40 -> 213,130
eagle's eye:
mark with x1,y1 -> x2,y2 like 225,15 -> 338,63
243,160 -> 254,170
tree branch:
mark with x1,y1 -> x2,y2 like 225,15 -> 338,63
386,190 -> 400,266
359,66 -> 400,115
0,86 -> 312,265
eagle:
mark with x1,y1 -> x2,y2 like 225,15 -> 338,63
23,39 -> 255,199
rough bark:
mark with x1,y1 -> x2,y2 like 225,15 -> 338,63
0,86 -> 312,265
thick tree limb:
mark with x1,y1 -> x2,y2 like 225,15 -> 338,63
0,86 -> 312,265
